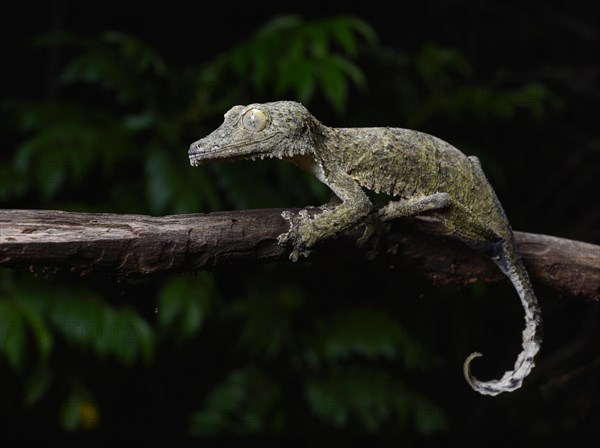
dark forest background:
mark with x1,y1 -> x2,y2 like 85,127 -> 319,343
1,0 -> 599,442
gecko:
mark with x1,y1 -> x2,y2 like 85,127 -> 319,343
188,100 -> 542,396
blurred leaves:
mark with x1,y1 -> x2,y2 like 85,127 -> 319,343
227,284 -> 303,359
207,15 -> 375,113
0,270 -> 154,412
304,307 -> 439,371
306,366 -> 447,433
11,102 -> 132,200
416,43 -> 472,91
189,367 -> 283,436
157,273 -> 214,341
46,31 -> 166,103
393,42 -> 561,128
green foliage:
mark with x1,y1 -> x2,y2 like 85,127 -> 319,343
157,273 -> 214,341
0,270 -> 154,410
398,43 -> 561,128
189,367 -> 283,436
10,102 -> 132,200
3,30 -> 221,213
304,307 -> 439,370
449,82 -> 557,122
306,366 -> 447,433
226,284 -> 304,359
58,31 -> 167,102
206,15 -> 375,113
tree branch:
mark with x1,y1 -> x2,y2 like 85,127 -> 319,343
1,209 -> 598,300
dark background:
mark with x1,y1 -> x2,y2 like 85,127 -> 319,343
1,0 -> 599,442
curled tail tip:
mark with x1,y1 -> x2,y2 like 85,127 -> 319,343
463,351 -> 482,382
462,346 -> 538,396
463,351 -> 506,396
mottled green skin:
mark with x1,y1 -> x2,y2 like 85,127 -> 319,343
189,101 -> 542,396
322,126 -> 512,243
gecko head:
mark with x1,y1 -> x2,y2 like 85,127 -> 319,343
188,101 -> 319,166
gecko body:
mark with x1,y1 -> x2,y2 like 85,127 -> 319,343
188,101 -> 542,396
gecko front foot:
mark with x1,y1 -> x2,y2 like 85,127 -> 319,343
278,210 -> 318,261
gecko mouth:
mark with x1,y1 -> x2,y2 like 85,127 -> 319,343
188,133 -> 282,166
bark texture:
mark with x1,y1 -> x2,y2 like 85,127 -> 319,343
0,209 -> 598,300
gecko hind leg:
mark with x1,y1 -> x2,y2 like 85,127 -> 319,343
357,192 -> 451,249
378,192 -> 451,221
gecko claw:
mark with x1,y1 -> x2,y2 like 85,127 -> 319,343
278,210 -> 313,261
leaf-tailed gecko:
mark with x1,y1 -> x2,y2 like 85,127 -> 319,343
188,100 -> 542,396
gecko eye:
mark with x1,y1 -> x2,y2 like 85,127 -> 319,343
242,108 -> 267,132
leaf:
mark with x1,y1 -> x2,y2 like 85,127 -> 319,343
307,22 -> 329,59
112,307 -> 155,366
112,311 -> 139,366
179,296 -> 203,340
123,111 -> 155,131
249,42 -> 273,91
10,102 -> 131,201
305,307 -> 437,370
344,16 -> 378,46
515,82 -> 558,120
24,365 -> 52,407
415,43 -> 472,91
0,301 -> 25,370
18,298 -> 53,360
189,367 -> 281,436
319,58 -> 348,114
122,308 -> 154,364
38,289 -> 153,365
305,366 -> 447,433
329,18 -> 358,55
92,304 -> 115,359
157,279 -> 183,332
305,366 -> 394,432
102,31 -> 166,75
413,399 -> 449,435
49,293 -> 100,349
204,15 -> 376,114
157,273 -> 214,341
60,397 -> 81,431
332,55 -> 366,90
60,52 -> 117,85
0,162 -> 27,200
145,148 -> 174,213
228,285 -> 303,358
37,152 -> 67,199
255,15 -> 302,37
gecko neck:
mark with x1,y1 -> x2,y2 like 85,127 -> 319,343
309,124 -> 364,165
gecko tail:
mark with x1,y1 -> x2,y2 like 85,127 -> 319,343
463,242 -> 543,396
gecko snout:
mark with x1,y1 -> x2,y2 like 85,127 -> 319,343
188,141 -> 205,165
188,139 -> 224,166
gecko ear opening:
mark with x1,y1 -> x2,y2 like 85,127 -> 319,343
242,108 -> 268,132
